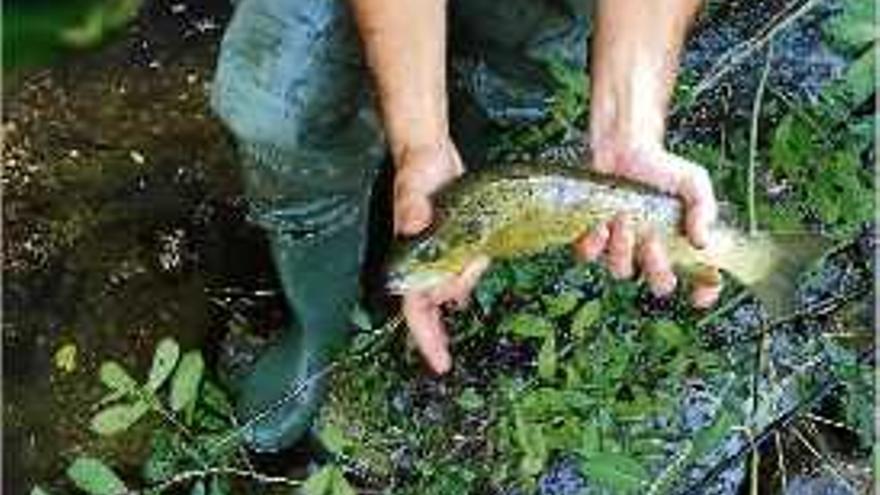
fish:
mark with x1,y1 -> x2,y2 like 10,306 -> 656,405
386,159 -> 830,319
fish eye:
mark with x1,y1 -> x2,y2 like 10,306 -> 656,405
418,241 -> 441,262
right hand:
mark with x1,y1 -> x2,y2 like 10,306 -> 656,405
394,140 -> 490,375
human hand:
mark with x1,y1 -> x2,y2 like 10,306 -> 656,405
574,140 -> 723,308
394,140 -> 490,374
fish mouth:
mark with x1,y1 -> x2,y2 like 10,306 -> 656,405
386,268 -> 452,294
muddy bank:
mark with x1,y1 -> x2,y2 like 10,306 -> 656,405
1,2 -> 287,492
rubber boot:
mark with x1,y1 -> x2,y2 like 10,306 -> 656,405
231,192 -> 371,452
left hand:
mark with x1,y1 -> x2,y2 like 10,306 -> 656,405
574,139 -> 723,308
584,0 -> 720,308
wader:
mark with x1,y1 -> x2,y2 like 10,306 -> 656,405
211,0 -> 591,452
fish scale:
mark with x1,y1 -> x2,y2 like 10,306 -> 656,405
389,159 -> 829,319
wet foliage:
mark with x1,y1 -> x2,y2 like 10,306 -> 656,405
315,0 -> 875,493
4,0 -> 875,494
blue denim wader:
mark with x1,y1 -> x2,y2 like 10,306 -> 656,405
212,0 -> 590,452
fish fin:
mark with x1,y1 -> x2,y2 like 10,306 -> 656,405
718,232 -> 832,320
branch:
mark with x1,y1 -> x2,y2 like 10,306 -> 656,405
147,466 -> 301,494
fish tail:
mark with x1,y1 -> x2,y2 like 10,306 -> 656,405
716,232 -> 832,319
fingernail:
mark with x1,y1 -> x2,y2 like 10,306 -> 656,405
434,353 -> 452,375
651,274 -> 677,297
611,264 -> 633,280
691,285 -> 722,309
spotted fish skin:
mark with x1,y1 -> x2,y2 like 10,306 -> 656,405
388,160 -> 828,318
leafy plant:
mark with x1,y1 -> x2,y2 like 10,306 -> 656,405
34,337 -> 358,495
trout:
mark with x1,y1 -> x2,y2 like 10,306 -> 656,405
387,160 -> 829,318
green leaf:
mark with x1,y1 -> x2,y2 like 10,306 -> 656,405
571,300 -> 601,340
821,46 -> 876,119
580,452 -> 649,492
30,486 -> 51,495
579,424 -> 601,455
499,313 -> 555,339
837,46 -> 876,111
190,481 -> 206,495
824,0 -> 877,51
200,381 -> 233,416
147,337 -> 180,391
66,457 -> 127,495
769,114 -> 813,178
537,333 -> 557,382
693,410 -> 736,454
349,304 -> 373,332
649,320 -> 688,351
99,361 -> 138,395
143,429 -> 183,484
302,465 -> 356,495
455,387 -> 485,412
318,423 -> 352,455
542,291 -> 581,317
90,400 -> 149,435
514,411 -> 548,477
170,351 -> 204,412
208,476 -> 229,495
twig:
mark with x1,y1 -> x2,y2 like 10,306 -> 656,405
683,0 -> 824,106
148,466 -> 301,494
790,425 -> 857,492
136,392 -> 209,468
747,41 -> 774,235
806,412 -> 860,434
774,431 -> 788,493
696,290 -> 750,327
207,363 -> 340,452
733,426 -> 761,495
226,410 -> 258,476
206,313 -> 402,453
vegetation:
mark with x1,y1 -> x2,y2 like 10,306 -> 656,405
25,0 -> 876,493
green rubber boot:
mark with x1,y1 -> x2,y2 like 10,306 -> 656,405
231,193 -> 372,452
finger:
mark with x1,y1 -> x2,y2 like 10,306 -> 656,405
402,293 -> 452,374
451,256 -> 491,308
589,143 -> 618,175
690,265 -> 723,309
637,230 -> 677,297
599,150 -> 718,249
394,189 -> 433,236
431,256 -> 491,309
574,222 -> 611,262
665,154 -> 718,248
606,214 -> 635,279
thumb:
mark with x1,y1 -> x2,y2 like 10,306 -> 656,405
394,189 -> 433,236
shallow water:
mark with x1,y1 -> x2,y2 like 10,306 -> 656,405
1,2 -> 284,491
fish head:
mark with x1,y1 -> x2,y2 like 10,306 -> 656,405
386,234 -> 472,294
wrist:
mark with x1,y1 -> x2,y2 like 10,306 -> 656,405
590,0 -> 701,153
394,137 -> 463,178
383,93 -> 450,166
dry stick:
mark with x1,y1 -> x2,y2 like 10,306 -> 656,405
696,290 -> 751,327
685,0 -> 825,105
790,426 -> 857,492
732,426 -> 761,495
148,466 -> 302,494
805,412 -> 860,434
207,314 -> 403,453
774,431 -> 788,493
748,42 -> 774,235
765,316 -> 788,493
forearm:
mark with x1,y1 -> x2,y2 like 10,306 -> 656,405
590,0 -> 701,148
350,0 -> 449,165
